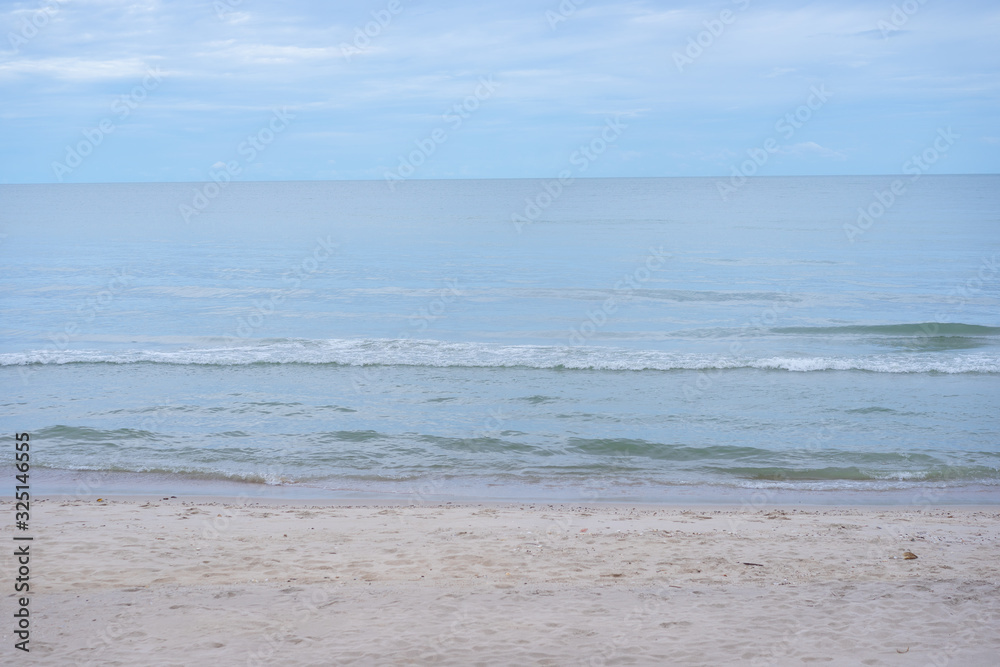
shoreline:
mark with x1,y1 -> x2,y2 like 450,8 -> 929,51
25,494 -> 1000,512
10,498 -> 1000,664
20,467 -> 1000,506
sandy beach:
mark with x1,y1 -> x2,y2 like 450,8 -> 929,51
5,498 -> 999,666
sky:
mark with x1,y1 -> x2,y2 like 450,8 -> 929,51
0,0 -> 997,184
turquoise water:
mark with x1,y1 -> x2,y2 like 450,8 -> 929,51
1,176 -> 998,501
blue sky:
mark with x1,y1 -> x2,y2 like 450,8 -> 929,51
1,0 -> 997,183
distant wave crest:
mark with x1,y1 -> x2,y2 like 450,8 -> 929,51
771,323 -> 1000,336
2,338 -> 999,373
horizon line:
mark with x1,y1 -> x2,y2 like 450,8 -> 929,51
2,173 -> 999,187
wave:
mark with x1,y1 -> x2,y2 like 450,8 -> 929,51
31,463 -> 291,486
24,462 -> 1000,490
29,426 -> 1000,486
3,338 -> 999,373
718,465 -> 1000,484
771,323 -> 1000,336
36,425 -> 167,442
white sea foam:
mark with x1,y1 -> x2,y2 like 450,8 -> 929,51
2,338 -> 998,373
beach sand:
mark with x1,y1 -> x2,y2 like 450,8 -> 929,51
6,498 -> 999,665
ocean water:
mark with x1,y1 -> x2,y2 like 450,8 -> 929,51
1,176 -> 998,503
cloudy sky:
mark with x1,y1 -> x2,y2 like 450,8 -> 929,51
1,0 -> 997,183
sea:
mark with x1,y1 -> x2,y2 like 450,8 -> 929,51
1,176 -> 998,504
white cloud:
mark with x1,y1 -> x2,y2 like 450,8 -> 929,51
763,67 -> 797,78
778,142 -> 848,160
205,44 -> 345,66
0,57 -> 151,81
